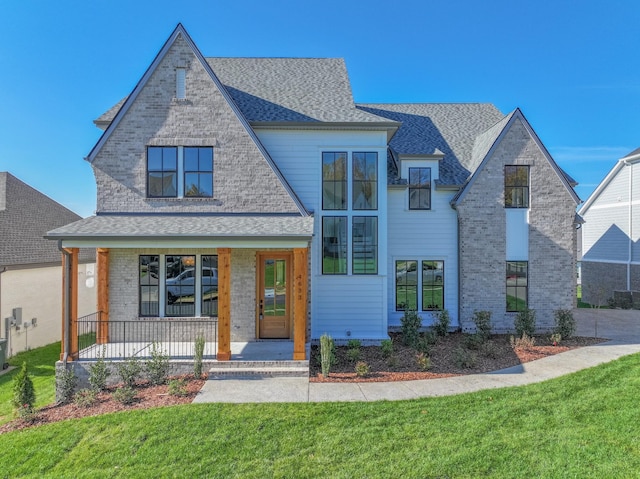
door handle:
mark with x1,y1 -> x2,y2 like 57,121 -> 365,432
259,299 -> 263,320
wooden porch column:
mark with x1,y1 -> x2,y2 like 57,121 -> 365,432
217,248 -> 232,361
96,248 -> 110,344
61,248 -> 79,360
293,247 -> 308,360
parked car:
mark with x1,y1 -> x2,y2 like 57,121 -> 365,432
166,267 -> 217,303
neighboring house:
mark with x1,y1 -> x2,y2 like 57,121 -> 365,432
0,172 -> 96,357
47,25 -> 580,363
579,147 -> 640,305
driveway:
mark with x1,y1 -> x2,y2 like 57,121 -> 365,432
574,308 -> 640,343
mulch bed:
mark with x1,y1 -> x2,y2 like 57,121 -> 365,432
309,332 -> 605,382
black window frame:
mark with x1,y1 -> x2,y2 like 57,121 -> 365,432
504,165 -> 529,208
139,255 -> 160,317
506,261 -> 528,312
201,255 -> 218,317
395,260 -> 418,311
165,255 -> 196,317
184,147 -> 214,198
422,260 -> 444,311
352,151 -> 378,210
322,216 -> 348,275
322,152 -> 347,210
352,216 -> 378,275
408,167 -> 431,210
147,147 -> 178,198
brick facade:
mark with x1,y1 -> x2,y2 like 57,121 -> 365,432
582,261 -> 640,305
457,118 -> 577,333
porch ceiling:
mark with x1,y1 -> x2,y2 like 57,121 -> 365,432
46,214 -> 314,248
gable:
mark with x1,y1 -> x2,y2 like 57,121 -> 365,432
454,110 -> 580,207
89,25 -> 307,216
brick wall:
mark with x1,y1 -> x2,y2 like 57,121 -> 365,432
457,118 -> 577,333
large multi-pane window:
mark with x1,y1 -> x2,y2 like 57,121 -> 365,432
322,217 -> 347,274
184,147 -> 213,197
505,165 -> 529,208
395,260 -> 444,311
422,261 -> 444,310
147,147 -> 178,197
395,260 -> 418,311
352,217 -> 377,274
147,146 -> 213,198
322,152 -> 347,210
139,255 -> 159,316
506,261 -> 528,311
409,167 -> 431,210
139,254 -> 218,317
352,152 -> 377,210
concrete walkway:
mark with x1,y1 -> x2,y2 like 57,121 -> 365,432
193,308 -> 640,404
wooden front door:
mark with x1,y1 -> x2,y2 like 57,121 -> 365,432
257,253 -> 292,339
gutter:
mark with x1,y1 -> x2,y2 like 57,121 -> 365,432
58,241 -> 70,366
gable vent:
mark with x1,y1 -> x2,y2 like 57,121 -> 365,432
176,68 -> 186,99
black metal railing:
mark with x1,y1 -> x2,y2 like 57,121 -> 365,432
76,313 -> 217,360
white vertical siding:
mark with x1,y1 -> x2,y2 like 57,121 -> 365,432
256,129 -> 390,339
386,164 -> 459,328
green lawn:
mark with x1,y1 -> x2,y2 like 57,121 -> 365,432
0,342 -> 59,425
1,352 -> 639,477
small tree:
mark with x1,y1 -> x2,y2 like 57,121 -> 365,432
320,333 -> 335,377
472,310 -> 492,341
400,309 -> 422,348
193,334 -> 205,378
514,308 -> 536,337
553,309 -> 576,340
433,309 -> 450,337
13,362 -> 35,415
89,346 -> 111,392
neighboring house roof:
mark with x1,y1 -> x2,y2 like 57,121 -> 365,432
47,215 -> 314,242
579,146 -> 640,215
356,103 -> 504,187
0,172 -> 93,267
453,109 -> 581,206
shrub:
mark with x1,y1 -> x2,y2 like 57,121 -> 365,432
347,339 -> 361,349
415,336 -> 431,355
423,330 -> 438,346
433,309 -> 451,337
320,334 -> 335,377
472,310 -> 492,341
116,357 -> 142,388
464,333 -> 484,351
386,355 -> 399,368
89,346 -> 110,392
381,339 -> 394,358
481,341 -> 499,359
355,361 -> 370,377
400,309 -> 422,348
145,342 -> 170,385
193,334 -> 205,378
454,347 -> 476,369
112,386 -> 137,405
415,352 -> 431,371
168,378 -> 189,397
57,365 -> 78,404
550,333 -> 562,346
12,362 -> 35,414
510,333 -> 536,350
514,308 -> 536,337
347,339 -> 361,362
74,388 -> 98,408
553,309 -> 576,339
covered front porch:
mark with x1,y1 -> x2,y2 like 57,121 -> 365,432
48,215 -> 314,364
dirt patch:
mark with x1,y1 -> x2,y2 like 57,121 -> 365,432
309,332 -> 605,382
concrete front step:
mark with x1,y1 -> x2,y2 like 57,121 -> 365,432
209,360 -> 309,378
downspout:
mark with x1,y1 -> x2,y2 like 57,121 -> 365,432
58,241 -> 71,366
627,161 -> 633,291
0,266 -> 6,348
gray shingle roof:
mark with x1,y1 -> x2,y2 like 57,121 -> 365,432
357,103 -> 505,186
0,173 -> 94,266
47,214 -> 315,240
95,58 -> 398,126
622,146 -> 640,160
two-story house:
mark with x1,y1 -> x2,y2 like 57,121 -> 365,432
48,25 -> 580,363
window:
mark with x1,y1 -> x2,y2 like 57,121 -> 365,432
322,152 -> 347,210
352,152 -> 377,210
322,217 -> 347,274
505,166 -> 529,208
422,261 -> 444,310
395,260 -> 417,311
409,167 -> 431,210
201,255 -> 218,317
165,255 -> 196,317
147,146 -> 213,198
139,255 -> 159,317
176,68 -> 186,99
506,261 -> 528,311
147,147 -> 178,197
184,147 -> 213,197
352,216 -> 377,274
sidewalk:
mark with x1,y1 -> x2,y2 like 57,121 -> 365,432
193,308 -> 640,404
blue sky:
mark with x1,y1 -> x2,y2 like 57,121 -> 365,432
1,0 -> 638,217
